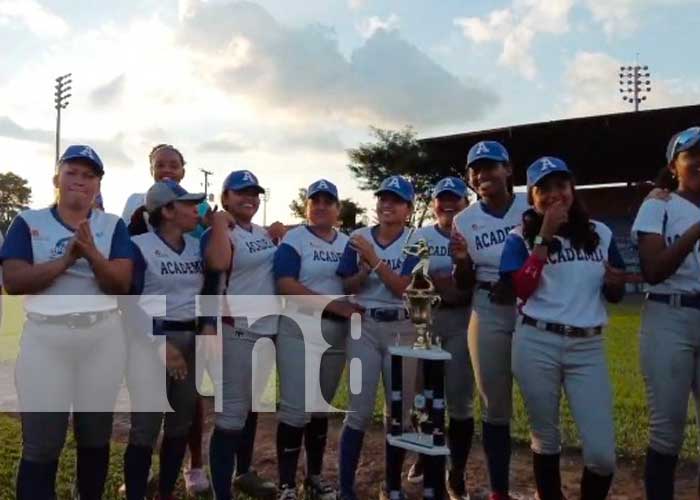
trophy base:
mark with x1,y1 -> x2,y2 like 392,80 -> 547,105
388,346 -> 452,360
386,433 -> 450,456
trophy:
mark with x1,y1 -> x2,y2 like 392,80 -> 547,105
385,238 -> 452,500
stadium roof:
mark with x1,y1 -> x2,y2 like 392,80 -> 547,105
420,104 -> 700,186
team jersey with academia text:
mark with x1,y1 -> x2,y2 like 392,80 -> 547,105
452,193 -> 530,283
131,232 -> 204,321
500,221 -> 625,328
0,207 -> 133,315
632,194 -> 700,294
400,224 -> 453,277
336,225 -> 415,309
201,223 -> 279,335
273,226 -> 349,296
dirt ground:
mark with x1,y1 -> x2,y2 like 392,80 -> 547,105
112,399 -> 700,499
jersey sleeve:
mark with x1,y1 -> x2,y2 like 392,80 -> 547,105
607,237 -> 626,270
273,243 -> 302,280
499,233 -> 530,275
109,219 -> 136,260
0,215 -> 33,264
631,199 -> 666,242
121,193 -> 142,223
336,242 -> 359,277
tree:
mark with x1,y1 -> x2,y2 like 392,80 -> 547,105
347,126 -> 457,227
289,188 -> 366,234
0,172 -> 31,233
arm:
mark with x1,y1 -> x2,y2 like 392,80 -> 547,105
450,230 -> 476,292
602,238 -> 626,303
499,233 -> 541,301
432,273 -> 470,306
638,228 -> 700,284
336,241 -> 369,295
372,261 -> 411,298
204,212 -> 235,272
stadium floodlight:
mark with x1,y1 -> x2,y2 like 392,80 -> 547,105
618,58 -> 651,112
54,73 -> 73,166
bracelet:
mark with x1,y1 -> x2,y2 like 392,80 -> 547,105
371,260 -> 383,273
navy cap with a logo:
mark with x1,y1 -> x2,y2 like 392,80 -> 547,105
666,126 -> 700,163
222,170 -> 265,193
526,157 -> 571,188
146,180 -> 206,212
432,176 -> 468,199
307,179 -> 338,200
374,175 -> 415,203
58,145 -> 104,175
467,141 -> 510,167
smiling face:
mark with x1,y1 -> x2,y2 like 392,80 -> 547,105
55,161 -> 101,210
433,192 -> 467,227
671,144 -> 700,194
306,193 -> 339,228
150,148 -> 185,183
531,172 -> 574,215
468,160 -> 512,199
222,187 -> 261,222
375,192 -> 412,225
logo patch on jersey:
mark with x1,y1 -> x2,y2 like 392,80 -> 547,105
50,237 -> 72,259
31,229 -> 40,237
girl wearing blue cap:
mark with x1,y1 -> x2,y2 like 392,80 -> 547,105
402,176 -> 474,498
1,145 -> 134,499
631,126 -> 700,499
336,175 -> 418,500
273,179 -> 364,500
203,170 -> 283,500
452,140 -> 529,499
122,180 -> 207,500
500,157 -> 626,500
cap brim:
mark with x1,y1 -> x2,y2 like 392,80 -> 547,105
176,193 -> 207,203
232,184 -> 265,194
530,169 -> 572,187
468,155 -> 508,168
433,188 -> 466,199
59,155 -> 104,174
375,188 -> 413,202
308,189 -> 338,200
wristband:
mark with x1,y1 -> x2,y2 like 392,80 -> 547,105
534,235 -> 550,246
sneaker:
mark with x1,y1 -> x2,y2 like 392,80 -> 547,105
302,475 -> 337,500
234,469 -> 278,499
379,482 -> 406,500
406,459 -> 423,484
278,484 -> 298,500
446,470 -> 470,500
184,467 -> 211,494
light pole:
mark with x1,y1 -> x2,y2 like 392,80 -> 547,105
200,168 -> 213,200
54,73 -> 72,167
619,60 -> 651,112
262,188 -> 270,226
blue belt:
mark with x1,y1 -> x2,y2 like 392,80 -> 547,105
367,308 -> 408,322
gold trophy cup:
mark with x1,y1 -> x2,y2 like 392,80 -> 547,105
403,239 -> 441,349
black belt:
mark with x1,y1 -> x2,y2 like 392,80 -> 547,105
646,293 -> 700,310
522,315 -> 602,338
153,319 -> 197,334
367,308 -> 408,322
27,310 -> 114,329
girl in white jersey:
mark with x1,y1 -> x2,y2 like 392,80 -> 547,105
122,180 -> 206,500
452,140 -> 529,499
0,145 -> 134,500
203,170 -> 284,500
402,176 -> 473,499
273,179 -> 363,500
632,126 -> 700,499
500,157 -> 626,500
336,175 -> 416,500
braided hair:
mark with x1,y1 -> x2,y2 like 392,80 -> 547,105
149,144 -> 186,167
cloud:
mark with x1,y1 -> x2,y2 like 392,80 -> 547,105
177,0 -> 497,128
0,0 -> 68,38
348,0 -> 368,10
90,74 -> 126,108
357,14 -> 399,39
0,116 -> 133,167
560,51 -> 700,117
198,138 -> 248,153
455,0 -> 574,80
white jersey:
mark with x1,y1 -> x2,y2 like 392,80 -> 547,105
632,194 -> 700,294
412,224 -> 453,276
274,225 -> 349,296
202,223 -> 279,335
453,193 -> 530,283
501,221 -> 616,328
0,207 -> 132,315
122,192 -> 145,224
337,225 -> 415,309
132,232 -> 204,321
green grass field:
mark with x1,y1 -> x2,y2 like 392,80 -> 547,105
0,297 -> 698,498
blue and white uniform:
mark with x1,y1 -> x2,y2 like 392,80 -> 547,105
500,157 -> 625,492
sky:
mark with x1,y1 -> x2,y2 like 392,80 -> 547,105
1,0 -> 699,225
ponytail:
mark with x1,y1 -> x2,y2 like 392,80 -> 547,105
654,165 -> 677,191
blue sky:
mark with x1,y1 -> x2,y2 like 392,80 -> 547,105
1,0 -> 698,223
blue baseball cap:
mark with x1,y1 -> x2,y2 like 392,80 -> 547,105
145,180 -> 206,212
666,126 -> 700,163
222,170 -> 265,194
375,175 -> 415,203
432,176 -> 467,199
527,157 -> 572,188
58,145 -> 104,175
467,140 -> 510,167
307,179 -> 338,200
